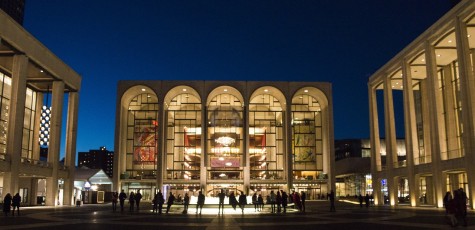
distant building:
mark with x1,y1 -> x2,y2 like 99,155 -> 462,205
0,0 -> 25,25
78,147 -> 114,178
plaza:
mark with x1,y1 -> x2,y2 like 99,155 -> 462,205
1,201 -> 473,229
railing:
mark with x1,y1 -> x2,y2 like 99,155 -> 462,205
414,155 -> 431,165
442,148 -> 464,160
20,157 -> 50,167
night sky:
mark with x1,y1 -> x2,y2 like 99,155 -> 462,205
22,0 -> 454,156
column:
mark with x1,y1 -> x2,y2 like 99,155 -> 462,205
243,104 -> 250,194
383,77 -> 397,206
32,93 -> 43,160
30,178 -> 39,206
63,92 -> 79,205
285,101 -> 293,191
200,98 -> 206,191
157,98 -> 164,191
455,17 -> 475,209
441,65 -> 458,156
402,59 -> 418,206
368,83 -> 382,204
3,54 -> 28,195
46,81 -> 64,206
425,41 -> 445,208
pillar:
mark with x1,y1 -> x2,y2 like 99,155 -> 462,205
368,83 -> 382,204
46,81 -> 64,206
63,92 -> 79,205
3,54 -> 28,195
383,77 -> 397,206
285,101 -> 293,191
243,104 -> 250,194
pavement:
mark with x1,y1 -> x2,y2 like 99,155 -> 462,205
0,200 -> 474,229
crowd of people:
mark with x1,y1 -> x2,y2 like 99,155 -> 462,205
443,188 -> 468,227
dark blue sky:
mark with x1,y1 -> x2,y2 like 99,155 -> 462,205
23,0 -> 453,154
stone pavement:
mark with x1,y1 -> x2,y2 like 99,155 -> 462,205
0,200 -> 474,229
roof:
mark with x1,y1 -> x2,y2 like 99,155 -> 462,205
75,168 -> 112,184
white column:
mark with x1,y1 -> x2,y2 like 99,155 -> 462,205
455,16 -> 475,209
4,54 -> 28,195
32,93 -> 43,160
383,76 -> 397,206
46,81 -> 64,206
402,59 -> 418,206
63,92 -> 79,205
425,41 -> 445,208
157,98 -> 164,191
200,99 -> 207,191
243,104 -> 250,193
285,102 -> 293,191
368,83 -> 382,205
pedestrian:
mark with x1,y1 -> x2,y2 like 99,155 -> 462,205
11,193 -> 21,216
183,193 -> 190,214
252,193 -> 258,211
270,190 -> 276,213
166,192 -> 175,214
152,193 -> 158,213
329,190 -> 335,212
135,189 -> 142,211
129,191 -> 135,212
112,191 -> 118,212
238,192 -> 247,214
157,191 -> 164,214
229,191 -> 238,210
447,196 -> 458,227
301,191 -> 306,212
457,188 -> 468,226
365,193 -> 370,208
358,194 -> 363,208
196,191 -> 205,215
294,191 -> 302,212
3,193 -> 12,216
443,191 -> 452,214
119,189 -> 127,212
281,190 -> 288,213
257,194 -> 264,211
218,189 -> 225,214
276,191 -> 282,213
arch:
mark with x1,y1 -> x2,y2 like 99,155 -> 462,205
249,86 -> 286,111
164,85 -> 201,110
207,86 -> 244,106
121,85 -> 158,107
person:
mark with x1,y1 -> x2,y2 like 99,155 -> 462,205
128,191 -> 135,212
183,193 -> 190,214
156,191 -> 164,214
358,194 -> 363,208
257,194 -> 264,211
152,193 -> 158,213
329,190 -> 335,212
446,196 -> 458,227
281,190 -> 288,213
293,191 -> 301,212
443,191 -> 452,214
276,191 -> 282,213
365,193 -> 370,208
3,193 -> 12,216
112,191 -> 118,212
135,189 -> 142,211
229,191 -> 238,210
457,188 -> 468,226
270,190 -> 276,213
196,191 -> 205,215
238,192 -> 247,214
11,193 -> 21,216
166,192 -> 175,214
218,189 -> 225,214
252,193 -> 258,211
119,189 -> 127,212
300,191 -> 306,212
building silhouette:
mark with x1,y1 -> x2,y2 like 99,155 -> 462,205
78,147 -> 114,178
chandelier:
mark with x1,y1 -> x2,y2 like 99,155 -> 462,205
215,136 -> 235,146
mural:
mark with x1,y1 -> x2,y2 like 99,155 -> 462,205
134,126 -> 156,164
294,133 -> 316,161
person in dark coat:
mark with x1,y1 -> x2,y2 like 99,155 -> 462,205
3,193 -> 12,216
135,189 -> 142,211
218,189 -> 226,214
128,192 -> 135,212
281,190 -> 288,213
238,192 -> 247,214
358,194 -> 363,208
166,192 -> 175,214
183,193 -> 190,214
112,191 -> 118,212
329,190 -> 336,212
119,190 -> 127,212
257,194 -> 264,211
365,193 -> 370,208
156,191 -> 165,214
229,191 -> 238,210
152,193 -> 158,213
196,191 -> 205,215
252,193 -> 258,211
11,193 -> 21,216
276,191 -> 282,213
300,191 -> 306,212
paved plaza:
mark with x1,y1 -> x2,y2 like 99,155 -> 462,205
0,201 -> 474,229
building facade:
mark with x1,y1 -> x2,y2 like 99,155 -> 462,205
114,81 -> 334,201
368,0 -> 475,208
78,147 -> 114,178
0,10 -> 81,206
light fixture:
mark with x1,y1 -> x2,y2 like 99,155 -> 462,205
141,88 -> 146,91
215,136 -> 235,146
304,89 -> 308,93
225,162 -> 232,166
219,173 -> 226,177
